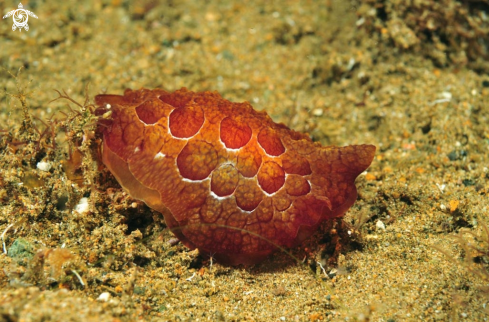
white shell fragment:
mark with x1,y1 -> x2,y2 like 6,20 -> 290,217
97,292 -> 111,302
376,220 -> 386,231
75,197 -> 90,214
36,161 -> 52,172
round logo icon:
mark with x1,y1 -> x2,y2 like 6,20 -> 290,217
3,3 -> 38,32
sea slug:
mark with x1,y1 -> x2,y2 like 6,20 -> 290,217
95,88 -> 375,265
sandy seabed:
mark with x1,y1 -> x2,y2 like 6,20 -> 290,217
0,1 -> 488,321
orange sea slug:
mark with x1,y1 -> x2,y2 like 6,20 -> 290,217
96,88 -> 375,265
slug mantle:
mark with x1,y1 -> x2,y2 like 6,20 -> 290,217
96,88 -> 375,265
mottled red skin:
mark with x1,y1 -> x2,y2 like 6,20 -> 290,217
96,88 -> 375,265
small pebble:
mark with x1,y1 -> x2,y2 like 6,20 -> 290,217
376,220 -> 386,230
97,292 -> 110,302
75,197 -> 90,214
168,237 -> 180,246
312,108 -> 323,116
37,161 -> 52,172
